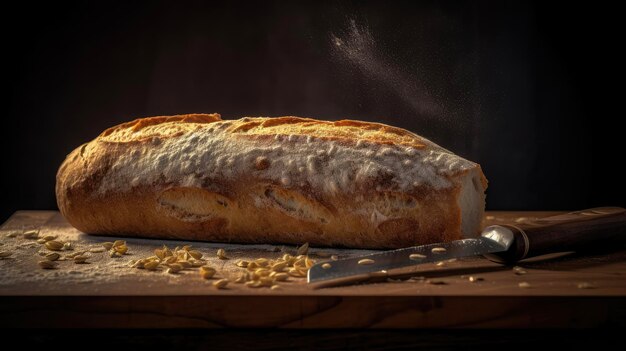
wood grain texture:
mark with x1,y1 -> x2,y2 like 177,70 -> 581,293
1,211 -> 625,328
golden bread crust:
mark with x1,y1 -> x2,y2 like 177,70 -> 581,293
56,113 -> 486,249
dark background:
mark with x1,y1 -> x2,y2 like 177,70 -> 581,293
3,0 -> 624,223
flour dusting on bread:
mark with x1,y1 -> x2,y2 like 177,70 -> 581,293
94,114 -> 477,197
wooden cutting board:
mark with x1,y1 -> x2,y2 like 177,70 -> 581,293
1,210 -> 625,328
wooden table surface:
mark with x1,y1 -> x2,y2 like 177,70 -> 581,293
1,210 -> 624,328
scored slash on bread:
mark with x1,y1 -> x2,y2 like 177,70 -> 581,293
56,113 -> 487,249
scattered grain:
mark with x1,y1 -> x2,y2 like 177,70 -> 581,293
213,278 -> 229,289
513,266 -> 527,275
321,263 -> 332,269
45,253 -> 60,261
38,260 -> 57,269
188,250 -> 202,260
409,253 -> 426,260
45,241 -> 64,251
357,258 -> 375,265
0,251 -> 12,258
518,282 -> 531,289
5,231 -> 19,238
144,261 -> 160,271
217,248 -> 227,260
23,230 -> 39,239
89,247 -> 106,253
178,261 -> 192,269
73,255 -> 89,264
297,242 -> 309,256
200,266 -> 216,279
167,263 -> 183,274
274,273 -> 289,281
577,282 -> 596,289
431,247 -> 446,253
468,276 -> 484,282
102,242 -> 114,250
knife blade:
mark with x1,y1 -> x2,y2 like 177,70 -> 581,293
308,207 -> 626,286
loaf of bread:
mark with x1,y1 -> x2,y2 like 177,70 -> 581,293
56,113 -> 487,249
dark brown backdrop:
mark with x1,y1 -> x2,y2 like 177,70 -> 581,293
3,0 -> 624,223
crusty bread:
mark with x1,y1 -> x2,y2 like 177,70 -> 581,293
56,113 -> 487,249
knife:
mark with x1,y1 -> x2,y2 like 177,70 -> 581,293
307,207 -> 626,286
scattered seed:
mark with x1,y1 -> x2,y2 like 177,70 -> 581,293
89,247 -> 105,253
178,261 -> 192,269
45,252 -> 61,261
436,261 -> 446,267
23,230 -> 39,239
114,245 -> 128,255
43,235 -> 57,242
297,242 -> 309,256
321,263 -> 332,269
45,241 -> 64,251
73,255 -> 89,264
112,240 -> 125,248
38,260 -> 57,269
577,282 -> 596,289
213,278 -> 229,289
36,238 -> 47,244
0,251 -> 12,258
485,215 -> 496,220
513,266 -> 527,275
109,249 -> 122,258
331,255 -> 339,261
274,272 -> 289,281
358,258 -> 375,265
431,247 -> 446,253
518,282 -> 531,289
154,249 -> 165,260
468,276 -> 484,282
254,258 -> 269,267
409,253 -> 426,260
65,251 -> 84,259
217,248 -> 227,260
144,261 -> 160,271
236,260 -> 249,268
102,242 -> 114,250
164,256 -> 178,264
271,285 -> 281,290
5,231 -> 20,238
63,242 -> 73,250
271,261 -> 287,272
191,260 -> 206,267
370,270 -> 388,278
246,280 -> 263,288
166,263 -> 183,274
188,250 -> 203,260
235,274 -> 248,283
200,266 -> 216,279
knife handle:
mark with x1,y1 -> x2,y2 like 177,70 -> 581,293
485,207 -> 626,263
